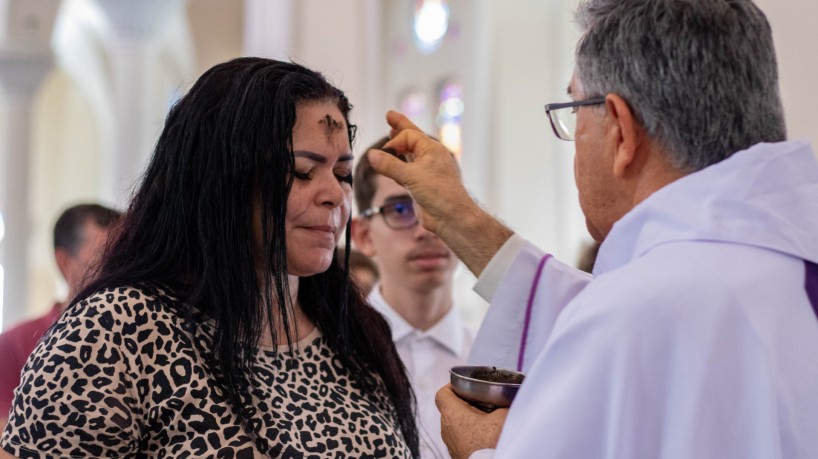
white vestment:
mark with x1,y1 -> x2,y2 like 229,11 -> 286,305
468,140 -> 818,458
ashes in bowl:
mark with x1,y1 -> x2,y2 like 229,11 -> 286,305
449,365 -> 525,412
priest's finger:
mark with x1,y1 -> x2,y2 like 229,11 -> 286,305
386,110 -> 423,139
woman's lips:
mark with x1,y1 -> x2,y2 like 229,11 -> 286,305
300,225 -> 337,244
303,225 -> 334,233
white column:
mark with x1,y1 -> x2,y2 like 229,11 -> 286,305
0,51 -> 51,330
92,0 -> 186,206
0,0 -> 60,330
360,0 -> 384,154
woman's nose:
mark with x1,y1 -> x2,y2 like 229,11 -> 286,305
319,174 -> 347,207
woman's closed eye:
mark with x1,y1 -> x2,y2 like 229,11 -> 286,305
336,172 -> 353,185
293,168 -> 352,185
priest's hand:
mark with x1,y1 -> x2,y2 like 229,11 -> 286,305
368,111 -> 513,277
435,384 -> 508,459
368,111 -> 469,239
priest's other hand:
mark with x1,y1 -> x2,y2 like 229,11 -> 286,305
435,384 -> 508,459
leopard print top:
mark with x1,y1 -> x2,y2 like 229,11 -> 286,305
0,286 -> 412,458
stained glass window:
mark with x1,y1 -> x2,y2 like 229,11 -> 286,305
436,79 -> 463,159
399,89 -> 428,120
413,0 -> 449,54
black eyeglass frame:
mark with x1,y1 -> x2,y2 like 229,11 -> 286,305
544,96 -> 606,141
360,200 -> 419,230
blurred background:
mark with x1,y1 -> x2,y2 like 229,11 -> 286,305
1,0 -> 816,331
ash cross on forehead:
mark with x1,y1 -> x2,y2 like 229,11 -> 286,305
319,114 -> 344,142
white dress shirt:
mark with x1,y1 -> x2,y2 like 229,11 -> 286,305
369,284 -> 476,459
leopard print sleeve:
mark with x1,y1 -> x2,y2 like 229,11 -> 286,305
0,288 -> 143,458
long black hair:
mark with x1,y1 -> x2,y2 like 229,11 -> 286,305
74,57 -> 418,456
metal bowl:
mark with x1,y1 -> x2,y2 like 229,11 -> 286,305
449,365 -> 525,412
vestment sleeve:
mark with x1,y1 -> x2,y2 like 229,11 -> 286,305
0,291 -> 141,458
469,235 -> 591,372
469,448 -> 496,458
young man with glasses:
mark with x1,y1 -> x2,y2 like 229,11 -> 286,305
352,137 -> 474,459
366,0 -> 818,458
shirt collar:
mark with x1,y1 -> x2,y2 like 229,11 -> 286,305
367,283 -> 465,356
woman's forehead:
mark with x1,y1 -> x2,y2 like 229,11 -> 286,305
294,102 -> 349,146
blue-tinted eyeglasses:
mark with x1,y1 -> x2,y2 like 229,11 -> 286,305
361,199 -> 418,230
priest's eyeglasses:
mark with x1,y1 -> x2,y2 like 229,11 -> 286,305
544,96 -> 606,141
361,199 -> 418,230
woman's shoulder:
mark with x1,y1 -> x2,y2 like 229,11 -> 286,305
60,284 -> 190,335
2,286 -> 196,457
33,283 -> 206,381
76,284 -> 180,306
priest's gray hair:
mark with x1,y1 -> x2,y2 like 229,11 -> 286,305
574,0 -> 786,172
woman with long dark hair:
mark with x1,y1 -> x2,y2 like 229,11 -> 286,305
0,58 -> 418,458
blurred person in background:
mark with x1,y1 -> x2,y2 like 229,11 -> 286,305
337,245 -> 380,296
0,203 -> 120,431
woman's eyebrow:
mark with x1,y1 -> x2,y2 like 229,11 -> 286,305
293,151 -> 353,163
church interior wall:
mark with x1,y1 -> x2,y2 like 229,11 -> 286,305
1,0 -> 816,330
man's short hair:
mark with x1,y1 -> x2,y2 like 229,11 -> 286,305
575,0 -> 786,171
53,204 -> 121,255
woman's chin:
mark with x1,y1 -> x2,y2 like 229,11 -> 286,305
288,258 -> 334,278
